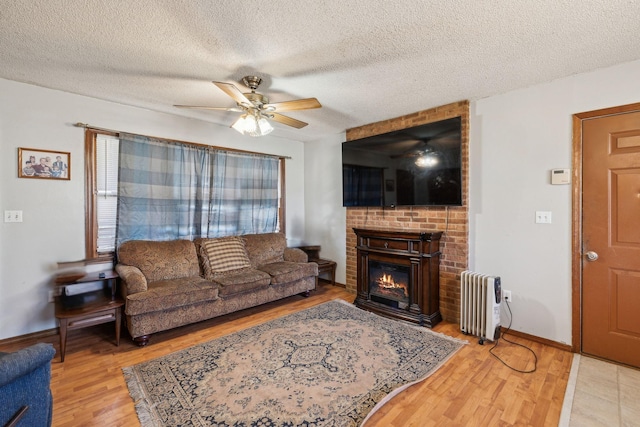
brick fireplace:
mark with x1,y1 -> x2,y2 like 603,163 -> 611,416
345,101 -> 469,323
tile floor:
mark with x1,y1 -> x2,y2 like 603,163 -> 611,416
559,354 -> 640,427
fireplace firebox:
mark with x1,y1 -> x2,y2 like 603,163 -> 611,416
369,260 -> 410,308
353,228 -> 442,327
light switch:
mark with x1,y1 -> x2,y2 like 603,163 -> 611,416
4,210 -> 23,223
535,211 -> 552,224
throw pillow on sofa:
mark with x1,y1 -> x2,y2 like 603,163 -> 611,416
200,236 -> 252,278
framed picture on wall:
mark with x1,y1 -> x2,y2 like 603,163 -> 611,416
18,147 -> 70,180
385,179 -> 395,192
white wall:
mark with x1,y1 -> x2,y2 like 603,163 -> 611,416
303,135 -> 346,284
471,59 -> 640,345
0,78 -> 307,340
304,59 -> 640,345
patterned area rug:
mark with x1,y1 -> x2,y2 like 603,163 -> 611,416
123,299 -> 465,426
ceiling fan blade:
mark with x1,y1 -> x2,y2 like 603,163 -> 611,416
270,113 -> 308,129
174,105 -> 242,112
390,152 -> 422,159
212,81 -> 253,107
264,98 -> 321,112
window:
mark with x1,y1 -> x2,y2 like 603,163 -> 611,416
342,164 -> 384,207
95,134 -> 119,253
85,130 -> 118,259
85,130 -> 285,259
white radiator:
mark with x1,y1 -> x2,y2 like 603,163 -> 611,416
460,271 -> 502,344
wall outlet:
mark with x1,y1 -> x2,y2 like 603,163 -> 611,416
503,290 -> 512,302
48,288 -> 61,302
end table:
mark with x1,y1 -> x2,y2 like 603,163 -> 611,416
54,271 -> 124,362
295,245 -> 337,286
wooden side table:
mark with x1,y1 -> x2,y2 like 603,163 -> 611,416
316,259 -> 337,286
295,245 -> 337,286
54,271 -> 124,362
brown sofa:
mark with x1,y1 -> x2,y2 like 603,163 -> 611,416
115,233 -> 317,346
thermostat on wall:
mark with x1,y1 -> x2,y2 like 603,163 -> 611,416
551,168 -> 571,185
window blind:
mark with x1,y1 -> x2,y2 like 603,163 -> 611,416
96,134 -> 119,253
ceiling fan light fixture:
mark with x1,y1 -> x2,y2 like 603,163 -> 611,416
256,116 -> 274,136
415,153 -> 439,168
177,75 -> 320,134
231,114 -> 274,137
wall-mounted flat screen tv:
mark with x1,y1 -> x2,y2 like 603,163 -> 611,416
342,116 -> 462,207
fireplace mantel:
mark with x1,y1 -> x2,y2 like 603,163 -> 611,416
353,228 -> 442,327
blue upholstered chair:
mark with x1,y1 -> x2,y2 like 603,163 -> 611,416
0,343 -> 55,427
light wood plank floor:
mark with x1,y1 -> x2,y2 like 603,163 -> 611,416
0,283 -> 573,426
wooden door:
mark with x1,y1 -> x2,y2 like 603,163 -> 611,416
581,109 -> 640,368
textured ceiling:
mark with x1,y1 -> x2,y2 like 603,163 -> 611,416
1,0 -> 639,141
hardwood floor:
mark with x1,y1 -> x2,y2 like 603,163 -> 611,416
0,282 -> 573,426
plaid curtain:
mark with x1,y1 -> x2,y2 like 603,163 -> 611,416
116,134 -> 278,247
209,151 -> 279,237
343,165 -> 383,206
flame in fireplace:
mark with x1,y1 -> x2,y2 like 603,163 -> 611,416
377,273 -> 406,291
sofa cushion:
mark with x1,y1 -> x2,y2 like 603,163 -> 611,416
243,233 -> 287,267
213,269 -> 271,297
117,240 -> 200,283
125,276 -> 218,316
258,261 -> 318,285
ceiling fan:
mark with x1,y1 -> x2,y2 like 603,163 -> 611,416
390,131 -> 459,157
390,140 -> 441,167
389,129 -> 460,167
175,76 -> 322,137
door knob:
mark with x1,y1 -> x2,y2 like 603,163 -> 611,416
585,251 -> 599,261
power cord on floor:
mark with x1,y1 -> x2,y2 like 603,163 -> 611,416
489,298 -> 538,373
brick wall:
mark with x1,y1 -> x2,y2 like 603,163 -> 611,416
345,100 -> 469,323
